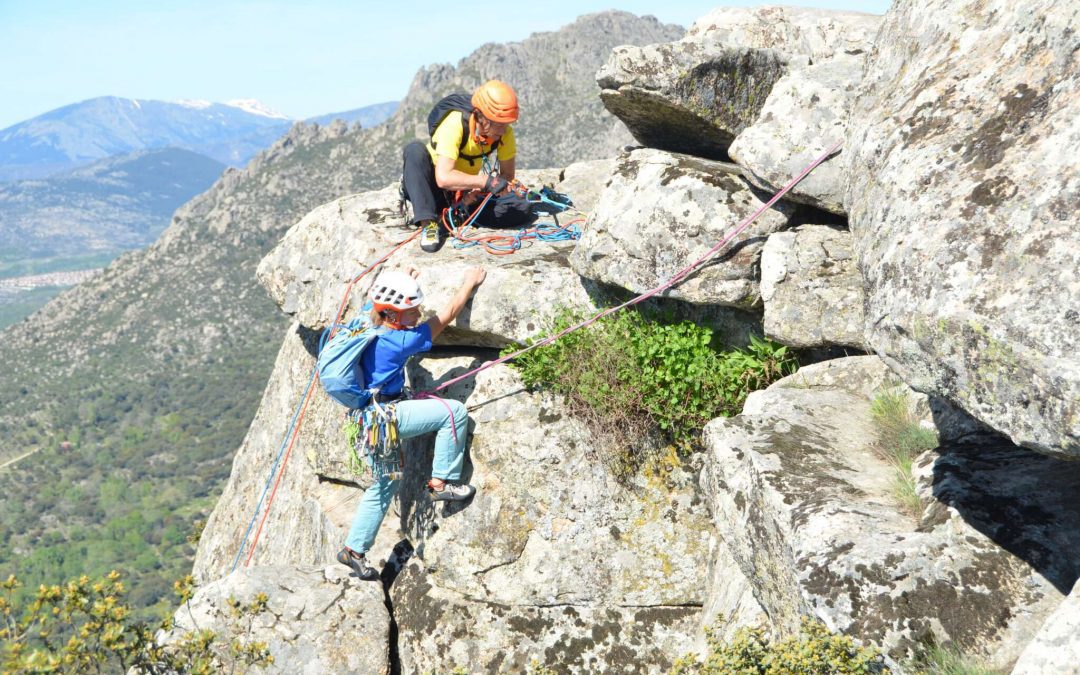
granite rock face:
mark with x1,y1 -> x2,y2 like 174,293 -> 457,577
193,326 -> 725,670
191,325 -> 353,582
385,357 -> 719,673
728,57 -> 866,214
597,6 -> 880,159
703,356 -> 1080,667
760,224 -> 865,349
1011,580 -> 1080,675
843,0 -> 1080,457
162,565 -> 390,674
255,163 -> 608,348
570,148 -> 795,311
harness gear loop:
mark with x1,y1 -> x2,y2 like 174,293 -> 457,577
347,393 -> 404,480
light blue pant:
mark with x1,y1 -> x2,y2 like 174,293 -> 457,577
345,397 -> 468,554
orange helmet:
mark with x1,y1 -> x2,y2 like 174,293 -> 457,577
472,80 -> 519,123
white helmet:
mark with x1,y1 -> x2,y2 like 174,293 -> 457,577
369,270 -> 424,312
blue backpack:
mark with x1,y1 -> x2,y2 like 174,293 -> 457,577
316,315 -> 387,410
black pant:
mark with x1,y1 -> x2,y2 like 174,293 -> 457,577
400,141 -> 537,228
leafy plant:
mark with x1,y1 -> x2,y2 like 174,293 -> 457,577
0,571 -> 272,674
673,618 -> 889,674
869,389 -> 939,518
504,309 -> 797,478
187,519 -> 207,546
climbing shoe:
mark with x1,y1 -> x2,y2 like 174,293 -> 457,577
418,220 -> 444,253
336,547 -> 380,581
428,480 -> 476,502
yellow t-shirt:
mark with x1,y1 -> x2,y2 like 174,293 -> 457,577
426,110 -> 516,175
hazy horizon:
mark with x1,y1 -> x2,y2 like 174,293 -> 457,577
0,0 -> 892,129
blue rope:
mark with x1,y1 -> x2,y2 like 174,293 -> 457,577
230,366 -> 318,572
448,217 -> 582,253
446,183 -> 581,253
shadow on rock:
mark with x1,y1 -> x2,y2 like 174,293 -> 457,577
930,433 -> 1080,594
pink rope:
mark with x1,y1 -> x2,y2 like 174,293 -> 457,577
411,392 -> 459,444
423,140 -> 844,395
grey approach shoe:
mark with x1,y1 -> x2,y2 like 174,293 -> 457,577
418,220 -> 445,253
336,547 -> 380,581
428,480 -> 475,502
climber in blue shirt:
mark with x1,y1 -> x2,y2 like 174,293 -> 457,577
337,266 -> 486,581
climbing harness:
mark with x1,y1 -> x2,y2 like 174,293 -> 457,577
232,140 -> 843,570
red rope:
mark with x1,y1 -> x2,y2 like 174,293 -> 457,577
243,376 -> 317,567
438,188 -> 585,256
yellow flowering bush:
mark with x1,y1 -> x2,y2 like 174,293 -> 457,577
673,618 -> 889,674
1,571 -> 272,674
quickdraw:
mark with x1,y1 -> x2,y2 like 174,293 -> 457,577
345,397 -> 404,481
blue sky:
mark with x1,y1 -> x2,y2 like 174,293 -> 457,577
0,0 -> 892,129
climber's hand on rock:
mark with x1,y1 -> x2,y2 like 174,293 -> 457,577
464,267 -> 486,290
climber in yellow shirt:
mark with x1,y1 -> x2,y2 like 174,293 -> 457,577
401,80 -> 536,252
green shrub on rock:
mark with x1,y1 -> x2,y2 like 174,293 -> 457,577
673,619 -> 889,674
504,310 -> 797,477
909,643 -> 1002,675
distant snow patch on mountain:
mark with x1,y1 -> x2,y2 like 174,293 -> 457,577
174,99 -> 214,110
224,99 -> 290,119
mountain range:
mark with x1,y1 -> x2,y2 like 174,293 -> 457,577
0,97 -> 399,182
0,98 -> 399,327
0,147 -> 226,265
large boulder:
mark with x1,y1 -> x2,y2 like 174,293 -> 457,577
703,356 -> 1080,667
597,6 -> 880,159
597,43 -> 789,160
1011,580 -> 1080,675
256,165 -> 606,348
161,565 -> 390,674
728,58 -> 866,215
760,224 -> 866,349
843,0 -> 1080,457
570,148 -> 795,312
684,6 -> 881,61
